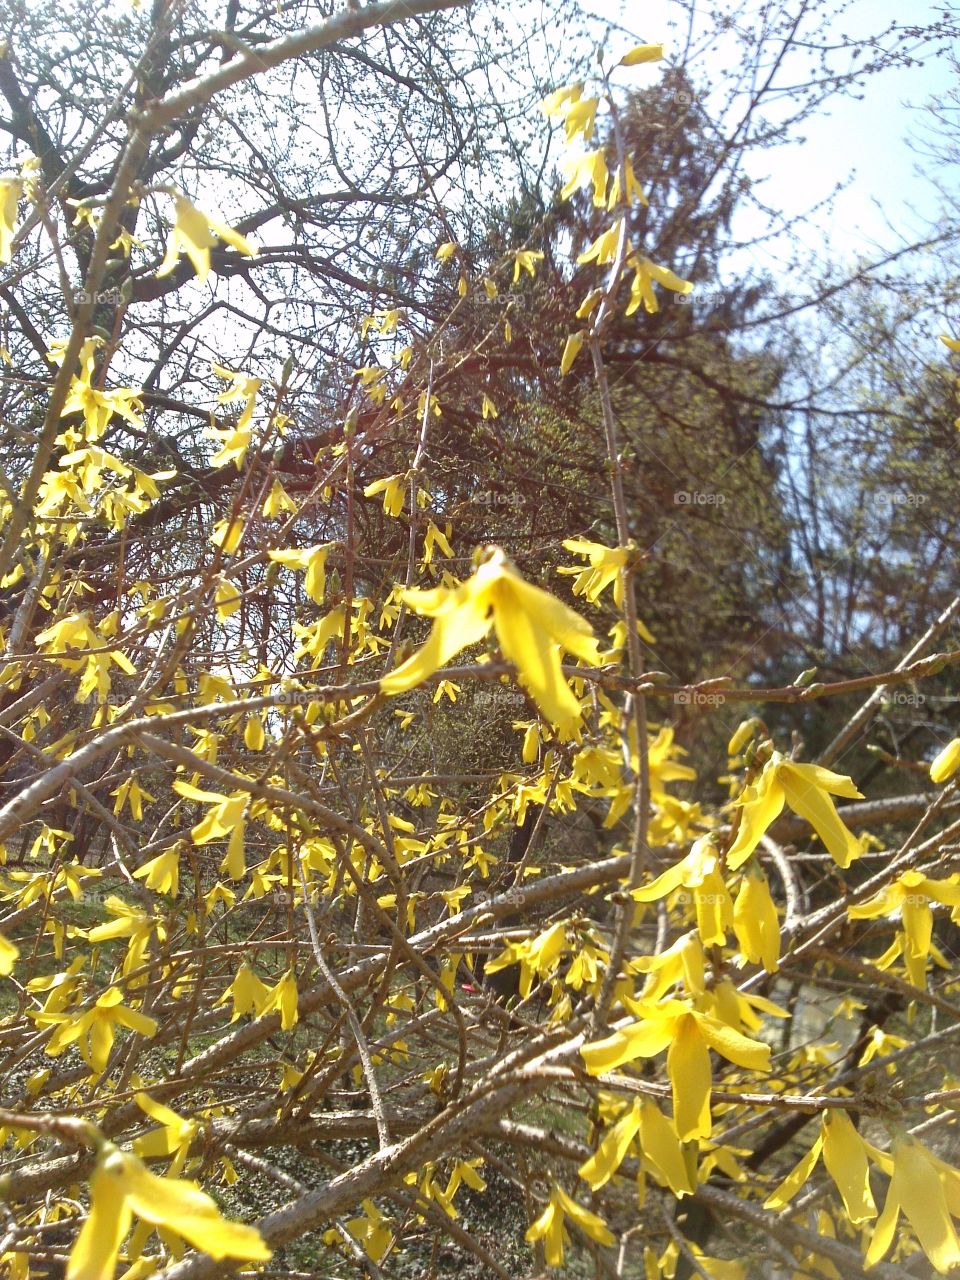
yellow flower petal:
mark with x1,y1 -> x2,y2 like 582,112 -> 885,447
667,1013 -> 712,1140
733,868 -> 780,972
560,331 -> 585,376
694,1012 -> 772,1074
66,1154 -> 133,1280
930,737 -> 960,784
581,1015 -> 674,1075
579,1099 -> 642,1189
554,1185 -> 615,1248
638,1099 -> 695,1196
121,1155 -> 270,1260
821,1110 -> 876,1224
620,43 -> 665,65
764,1134 -> 823,1210
725,765 -> 785,870
867,1137 -> 960,1273
778,762 -> 863,868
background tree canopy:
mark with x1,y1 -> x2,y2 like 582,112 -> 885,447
0,1 -> 959,1278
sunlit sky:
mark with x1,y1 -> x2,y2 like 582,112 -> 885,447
581,0 -> 954,268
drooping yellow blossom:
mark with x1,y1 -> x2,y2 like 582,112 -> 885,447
865,1135 -> 960,1274
58,338 -> 144,441
212,362 -> 260,425
218,962 -> 270,1021
364,473 -> 408,517
65,1142 -> 270,1280
0,931 -> 19,974
578,1096 -> 694,1196
133,1093 -> 199,1176
262,478 -> 297,518
726,752 -> 864,870
765,1109 -> 876,1224
559,537 -> 628,607
540,82 -> 583,118
34,612 -> 137,705
560,149 -> 609,207
625,255 -> 693,314
157,194 -> 256,283
848,869 -> 960,990
930,737 -> 960,783
111,227 -> 144,257
631,836 -> 734,947
133,848 -> 180,896
525,1184 -> 614,1267
173,780 -> 249,881
205,364 -> 260,467
561,97 -> 599,143
42,987 -> 158,1075
258,969 -> 299,1030
606,156 -> 648,209
733,866 -> 780,972
210,515 -> 245,554
244,715 -> 266,750
422,520 -> 454,564
0,178 -> 21,262
620,43 -> 665,65
560,331 -> 585,375
215,578 -> 244,622
630,930 -> 706,1003
294,607 -> 346,664
361,307 -> 401,338
577,218 -> 626,266
380,546 -> 602,736
485,922 -> 567,998
268,543 -> 333,605
581,999 -> 771,1140
435,241 -> 457,261
206,424 -> 251,470
341,1199 -> 394,1263
110,776 -> 154,822
512,249 -> 545,282
87,896 -> 163,977
858,1024 -> 910,1068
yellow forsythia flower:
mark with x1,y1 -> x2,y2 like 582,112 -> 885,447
380,546 -> 601,736
726,753 -> 863,869
0,178 -> 21,262
620,43 -> 665,65
865,1135 -> 960,1273
157,194 -> 256,284
525,1184 -> 614,1267
269,543 -> 332,604
930,737 -> 960,783
0,930 -> 18,974
560,331 -> 585,376
65,1143 -> 270,1280
559,537 -> 628,607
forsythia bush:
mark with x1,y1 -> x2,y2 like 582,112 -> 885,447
0,10 -> 958,1280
